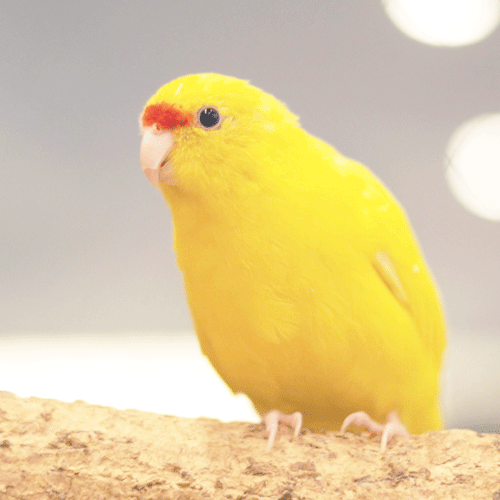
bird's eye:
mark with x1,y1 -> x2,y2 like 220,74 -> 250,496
197,107 -> 221,129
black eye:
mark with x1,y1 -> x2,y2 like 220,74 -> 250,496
198,107 -> 220,129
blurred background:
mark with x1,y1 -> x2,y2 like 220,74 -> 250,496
1,1 -> 499,432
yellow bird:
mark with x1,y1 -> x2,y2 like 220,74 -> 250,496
139,74 -> 446,449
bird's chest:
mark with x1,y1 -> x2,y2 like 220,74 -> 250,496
176,219 -> 297,333
173,217 -> 308,389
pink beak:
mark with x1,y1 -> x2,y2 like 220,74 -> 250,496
140,126 -> 176,188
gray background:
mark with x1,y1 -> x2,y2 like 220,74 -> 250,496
1,2 -> 499,430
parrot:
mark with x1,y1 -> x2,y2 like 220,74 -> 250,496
139,73 -> 446,450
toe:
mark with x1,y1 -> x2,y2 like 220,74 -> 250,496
380,411 -> 410,451
340,411 -> 385,435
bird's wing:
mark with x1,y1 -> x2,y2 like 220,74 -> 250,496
369,201 -> 446,369
372,250 -> 409,309
333,154 -> 446,368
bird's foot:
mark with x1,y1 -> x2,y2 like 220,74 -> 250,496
262,409 -> 302,450
340,410 -> 409,451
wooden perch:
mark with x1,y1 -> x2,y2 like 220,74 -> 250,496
0,391 -> 499,499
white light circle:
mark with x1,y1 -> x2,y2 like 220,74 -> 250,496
445,114 -> 500,221
382,0 -> 500,47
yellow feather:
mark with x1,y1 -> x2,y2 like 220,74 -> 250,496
142,74 -> 446,434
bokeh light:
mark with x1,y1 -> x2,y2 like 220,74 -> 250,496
445,114 -> 500,221
382,0 -> 500,47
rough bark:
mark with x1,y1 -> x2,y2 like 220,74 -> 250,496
0,391 -> 499,499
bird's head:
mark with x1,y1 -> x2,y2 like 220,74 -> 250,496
140,74 -> 300,198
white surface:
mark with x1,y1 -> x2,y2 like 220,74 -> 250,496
1,330 -> 499,431
0,331 -> 259,423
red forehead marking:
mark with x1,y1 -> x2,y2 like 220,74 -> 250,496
142,102 -> 193,130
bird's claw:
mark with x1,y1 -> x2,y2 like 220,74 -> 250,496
263,410 -> 303,450
340,410 -> 409,451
